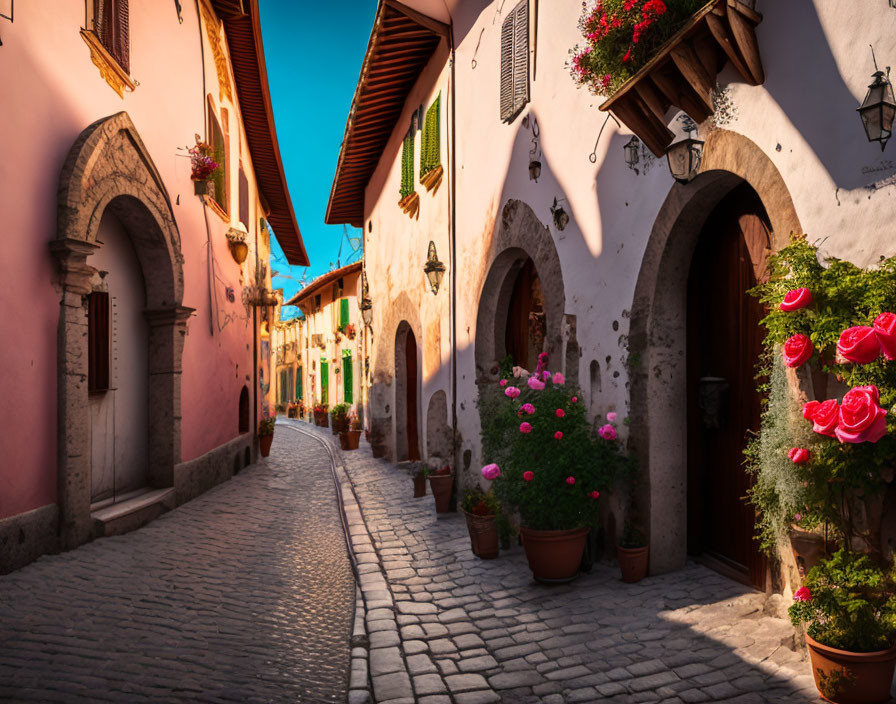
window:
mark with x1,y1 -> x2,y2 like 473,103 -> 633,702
499,0 -> 530,123
314,294 -> 322,313
399,128 -> 415,199
342,351 -> 353,405
420,94 -> 441,180
207,98 -> 229,214
339,298 -> 349,331
88,291 -> 110,393
321,360 -> 329,405
93,0 -> 129,73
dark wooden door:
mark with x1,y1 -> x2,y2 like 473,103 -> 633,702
505,259 -> 535,369
687,185 -> 769,590
406,329 -> 420,462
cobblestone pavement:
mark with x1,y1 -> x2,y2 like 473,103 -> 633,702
297,421 -> 830,704
0,427 -> 355,703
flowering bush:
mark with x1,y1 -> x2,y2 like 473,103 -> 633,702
569,0 -> 706,96
788,550 -> 896,652
479,354 -> 633,531
187,140 -> 220,181
461,486 -> 500,517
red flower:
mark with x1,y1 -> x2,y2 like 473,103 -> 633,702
793,587 -> 811,602
622,47 -> 632,63
873,312 -> 896,361
802,400 -> 820,421
523,471 -> 534,482
624,0 -> 638,10
642,0 -> 666,17
589,490 -> 600,499
555,408 -> 565,418
782,334 -> 813,368
808,399 -> 840,437
837,326 -> 880,364
554,431 -> 564,440
788,448 -> 811,464
780,288 -> 812,312
835,385 -> 888,444
566,476 -> 576,485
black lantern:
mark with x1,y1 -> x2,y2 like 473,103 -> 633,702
550,197 -> 569,231
424,241 -> 445,295
666,118 -> 704,183
359,269 -> 373,327
623,136 -> 641,174
857,68 -> 895,151
529,160 -> 542,182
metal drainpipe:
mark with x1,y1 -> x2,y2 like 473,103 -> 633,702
449,26 -> 458,475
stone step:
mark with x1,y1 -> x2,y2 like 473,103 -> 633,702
91,487 -> 176,538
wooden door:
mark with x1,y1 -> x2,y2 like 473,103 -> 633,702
406,329 -> 420,461
687,184 -> 769,590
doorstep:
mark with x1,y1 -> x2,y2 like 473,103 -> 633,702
91,487 -> 176,538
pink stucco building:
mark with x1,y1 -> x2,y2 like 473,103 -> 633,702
0,0 -> 308,572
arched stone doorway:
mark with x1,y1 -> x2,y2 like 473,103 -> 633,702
394,321 -> 421,462
629,129 -> 800,578
49,112 -> 189,549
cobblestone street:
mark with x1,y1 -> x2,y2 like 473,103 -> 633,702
295,420 -> 829,704
0,428 -> 355,703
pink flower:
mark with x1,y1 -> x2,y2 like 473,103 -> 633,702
523,471 -> 534,482
782,334 -> 813,368
521,403 -> 535,415
566,476 -> 576,485
555,408 -> 565,418
780,288 -> 812,312
835,385 -> 888,444
788,448 -> 810,464
874,312 -> 896,360
542,370 -> 552,382
481,464 -> 501,480
802,400 -> 820,421
554,431 -> 563,440
606,412 -> 617,422
793,587 -> 811,602
794,513 -> 803,522
552,372 -> 565,385
571,396 -> 578,403
837,326 -> 880,365
598,424 -> 617,440
505,386 -> 521,399
589,490 -> 600,499
499,379 -> 508,387
622,47 -> 632,63
519,422 -> 533,434
527,377 -> 546,391
807,399 -> 840,437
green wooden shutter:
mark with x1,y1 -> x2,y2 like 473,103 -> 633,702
342,351 -> 353,405
296,366 -> 303,400
420,94 -> 441,178
340,298 -> 349,330
279,370 -> 288,404
287,367 -> 294,402
321,360 -> 329,406
399,128 -> 415,198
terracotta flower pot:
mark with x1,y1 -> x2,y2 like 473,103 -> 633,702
520,526 -> 590,583
463,510 -> 499,559
617,544 -> 649,583
341,429 -> 361,450
259,434 -> 273,458
805,634 -> 896,704
413,472 -> 427,497
428,474 -> 454,513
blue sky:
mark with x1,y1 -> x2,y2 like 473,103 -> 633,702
259,0 -> 375,317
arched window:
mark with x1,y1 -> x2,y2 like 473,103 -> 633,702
238,385 -> 249,433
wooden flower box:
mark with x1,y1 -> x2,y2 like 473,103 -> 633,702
600,0 -> 764,157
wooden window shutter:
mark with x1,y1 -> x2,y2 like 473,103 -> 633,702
296,366 -> 303,400
95,0 -> 130,73
88,291 -> 110,393
499,12 -> 514,121
238,164 -> 249,227
399,128 -> 415,199
512,0 -> 530,116
343,352 -> 353,405
340,298 -> 349,329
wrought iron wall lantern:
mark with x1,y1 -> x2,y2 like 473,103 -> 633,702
225,222 -> 249,264
424,241 -> 445,295
857,50 -> 895,151
624,136 -> 641,174
550,197 -> 569,231
529,160 -> 542,182
359,269 -> 373,327
666,117 -> 704,183
525,114 -> 542,182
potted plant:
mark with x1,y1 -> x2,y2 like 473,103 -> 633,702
412,466 -> 427,497
428,465 -> 454,514
258,416 -> 275,457
461,487 -> 500,560
340,415 -> 362,451
482,353 -> 633,583
330,403 -> 350,435
187,137 -> 220,196
617,523 -> 649,583
788,550 -> 896,704
313,403 -> 329,427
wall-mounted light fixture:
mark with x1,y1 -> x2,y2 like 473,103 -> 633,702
666,116 -> 704,183
858,48 -> 895,151
359,269 -> 373,327
525,114 -> 542,182
623,136 -> 641,174
424,241 -> 445,295
226,222 -> 249,264
550,197 -> 569,231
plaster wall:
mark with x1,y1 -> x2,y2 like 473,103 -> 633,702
0,2 -> 278,522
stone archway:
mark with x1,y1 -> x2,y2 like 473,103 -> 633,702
474,200 -> 567,380
628,129 -> 801,575
49,112 -> 190,549
394,321 -> 421,462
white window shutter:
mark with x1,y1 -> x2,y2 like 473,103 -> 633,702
499,12 -> 514,121
512,0 -> 529,117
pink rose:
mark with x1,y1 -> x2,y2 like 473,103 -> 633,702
835,385 -> 888,444
571,396 -> 578,403
782,334 -> 813,368
499,379 -> 508,387
873,312 -> 896,361
802,400 -> 820,421
505,386 -> 521,399
808,399 -> 840,437
542,370 -> 552,382
481,463 -> 501,480
598,424 -> 617,440
589,490 -> 600,499
521,403 -> 535,415
780,288 -> 812,312
566,476 -> 575,485
552,372 -> 565,385
527,377 -> 545,391
788,448 -> 810,464
555,408 -> 565,418
794,513 -> 803,522
523,471 -> 534,482
793,587 -> 811,602
606,412 -> 617,422
554,431 -> 563,439
519,422 -> 533,434
837,326 -> 880,365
